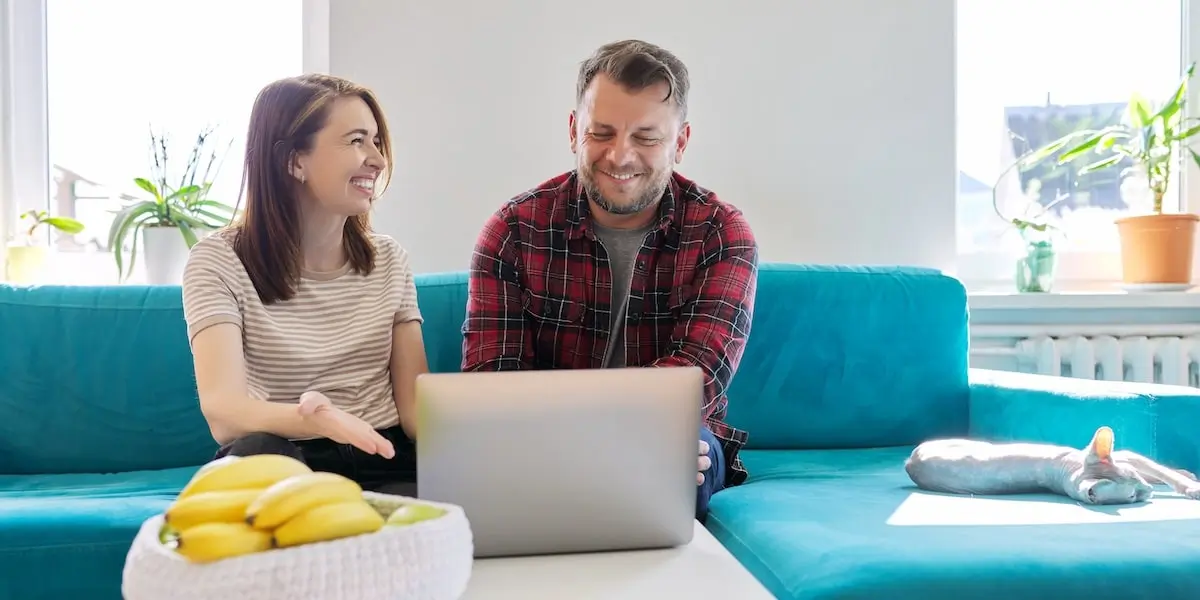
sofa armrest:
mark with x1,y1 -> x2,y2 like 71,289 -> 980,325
968,367 -> 1200,473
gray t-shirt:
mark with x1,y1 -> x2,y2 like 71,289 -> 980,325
593,223 -> 652,368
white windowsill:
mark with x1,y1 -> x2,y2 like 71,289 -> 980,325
1,250 -> 150,286
968,288 -> 1200,311
967,284 -> 1200,355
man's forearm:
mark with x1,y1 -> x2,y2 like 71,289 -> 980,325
463,355 -> 529,371
462,287 -> 534,371
647,213 -> 757,415
462,210 -> 536,372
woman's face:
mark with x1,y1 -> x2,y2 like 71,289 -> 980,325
292,95 -> 387,217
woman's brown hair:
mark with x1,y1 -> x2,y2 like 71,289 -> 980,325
231,73 -> 394,304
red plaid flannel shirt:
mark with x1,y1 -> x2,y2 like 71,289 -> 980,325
461,170 -> 759,486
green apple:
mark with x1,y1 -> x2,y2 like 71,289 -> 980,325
386,503 -> 447,527
158,522 -> 179,546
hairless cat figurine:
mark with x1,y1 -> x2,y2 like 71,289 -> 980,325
905,426 -> 1200,505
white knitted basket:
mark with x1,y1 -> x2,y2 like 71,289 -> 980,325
121,491 -> 473,600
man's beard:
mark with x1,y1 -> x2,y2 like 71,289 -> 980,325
580,163 -> 670,216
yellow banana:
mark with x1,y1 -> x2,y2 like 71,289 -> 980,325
272,500 -> 384,548
192,455 -> 240,478
173,522 -> 274,563
245,472 -> 364,530
165,489 -> 265,531
178,454 -> 312,499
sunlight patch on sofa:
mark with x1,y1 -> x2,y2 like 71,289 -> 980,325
885,490 -> 1200,526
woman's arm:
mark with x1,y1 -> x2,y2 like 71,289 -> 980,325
384,237 -> 430,439
183,238 -> 320,444
191,322 -> 322,444
390,319 -> 430,439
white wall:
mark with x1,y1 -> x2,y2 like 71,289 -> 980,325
329,0 -> 957,275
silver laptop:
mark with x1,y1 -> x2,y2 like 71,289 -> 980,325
414,366 -> 703,558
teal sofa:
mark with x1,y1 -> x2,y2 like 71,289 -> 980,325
1,264 -> 1199,599
709,265 -> 1200,599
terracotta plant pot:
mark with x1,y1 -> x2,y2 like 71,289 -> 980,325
1114,213 -> 1200,284
4,245 -> 48,284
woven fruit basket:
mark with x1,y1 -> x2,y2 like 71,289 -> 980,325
122,491 -> 473,600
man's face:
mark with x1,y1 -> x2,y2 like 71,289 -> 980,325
570,73 -> 690,219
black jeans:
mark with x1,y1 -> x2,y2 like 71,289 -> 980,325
697,426 -> 726,522
213,426 -> 417,493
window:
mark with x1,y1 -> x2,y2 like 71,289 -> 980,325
956,0 -> 1194,289
2,0 -> 308,284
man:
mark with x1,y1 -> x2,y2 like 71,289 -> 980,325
461,39 -> 758,520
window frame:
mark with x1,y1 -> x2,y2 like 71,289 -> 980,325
2,0 -> 50,248
955,0 -> 1200,291
6,1 -> 1200,289
0,0 -> 330,269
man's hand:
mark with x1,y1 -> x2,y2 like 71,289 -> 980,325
698,439 -> 712,485
298,391 -> 395,459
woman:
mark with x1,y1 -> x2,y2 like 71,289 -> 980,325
181,73 -> 428,491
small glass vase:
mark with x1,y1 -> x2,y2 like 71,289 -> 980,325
1015,239 -> 1057,293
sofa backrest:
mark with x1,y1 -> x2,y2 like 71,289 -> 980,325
399,266 -> 974,451
410,272 -> 471,374
0,284 -> 216,474
0,263 -> 970,473
723,264 -> 971,450
0,274 -> 471,475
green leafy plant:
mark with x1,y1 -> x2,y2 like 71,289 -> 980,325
1038,62 -> 1200,214
992,132 -> 1068,243
15,209 -> 84,245
988,131 -> 1072,293
107,126 -> 237,280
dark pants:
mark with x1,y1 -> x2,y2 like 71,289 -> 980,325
214,426 -> 417,493
697,426 -> 726,522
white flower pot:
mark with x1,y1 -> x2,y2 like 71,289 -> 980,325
4,245 -> 48,284
140,226 -> 205,285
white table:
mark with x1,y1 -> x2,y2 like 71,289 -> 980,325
462,521 -> 776,599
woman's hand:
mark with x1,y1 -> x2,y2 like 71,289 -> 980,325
297,391 -> 396,459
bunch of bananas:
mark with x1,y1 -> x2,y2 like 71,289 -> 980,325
160,454 -> 386,563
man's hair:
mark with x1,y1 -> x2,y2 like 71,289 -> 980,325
576,39 -> 690,121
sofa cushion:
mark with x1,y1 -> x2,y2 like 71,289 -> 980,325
708,447 -> 1200,600
0,466 -> 196,600
723,265 -> 970,451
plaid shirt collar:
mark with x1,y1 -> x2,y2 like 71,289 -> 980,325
564,170 -> 680,241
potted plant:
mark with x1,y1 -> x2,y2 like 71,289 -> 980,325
1041,63 -> 1200,286
108,127 -> 237,284
992,133 -> 1070,293
5,209 -> 85,284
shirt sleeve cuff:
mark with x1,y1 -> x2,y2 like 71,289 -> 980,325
187,313 -> 242,344
393,309 -> 424,324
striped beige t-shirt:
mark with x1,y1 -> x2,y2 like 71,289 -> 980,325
181,229 -> 423,434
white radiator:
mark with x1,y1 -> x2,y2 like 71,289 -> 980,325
979,334 -> 1200,387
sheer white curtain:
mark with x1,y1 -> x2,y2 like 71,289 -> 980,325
1,0 -> 14,253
